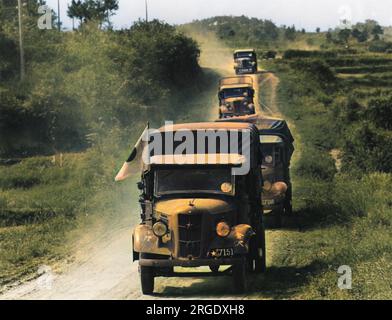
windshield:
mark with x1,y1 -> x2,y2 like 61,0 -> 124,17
235,52 -> 255,59
223,88 -> 249,99
240,59 -> 252,67
154,168 -> 235,196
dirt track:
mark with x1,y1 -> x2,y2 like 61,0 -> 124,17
1,33 -> 290,300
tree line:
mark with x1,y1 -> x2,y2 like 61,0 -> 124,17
0,1 -> 201,157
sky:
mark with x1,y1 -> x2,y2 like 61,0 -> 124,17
46,0 -> 392,31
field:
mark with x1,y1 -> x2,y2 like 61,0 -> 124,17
261,50 -> 392,299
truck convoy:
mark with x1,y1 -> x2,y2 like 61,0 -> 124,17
234,49 -> 258,75
131,122 -> 266,294
115,47 -> 294,295
218,76 -> 256,118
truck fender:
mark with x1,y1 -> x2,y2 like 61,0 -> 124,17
133,224 -> 171,256
229,224 -> 256,254
132,234 -> 139,261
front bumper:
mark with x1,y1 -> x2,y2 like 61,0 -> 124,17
262,198 -> 284,211
139,257 -> 244,268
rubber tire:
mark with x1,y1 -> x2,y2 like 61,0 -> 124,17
139,253 -> 155,295
254,226 -> 267,273
232,261 -> 248,293
274,209 -> 283,229
284,199 -> 293,216
209,265 -> 220,273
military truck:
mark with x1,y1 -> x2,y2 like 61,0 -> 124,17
234,49 -> 258,74
218,77 -> 256,119
130,122 -> 266,294
216,116 -> 294,226
257,117 -> 294,226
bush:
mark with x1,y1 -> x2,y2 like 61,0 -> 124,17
0,32 -> 17,80
343,122 -> 392,173
283,50 -> 337,59
0,20 -> 203,158
295,148 -> 336,181
368,40 -> 392,53
366,95 -> 392,130
289,59 -> 336,89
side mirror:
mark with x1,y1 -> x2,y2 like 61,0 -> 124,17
137,181 -> 145,191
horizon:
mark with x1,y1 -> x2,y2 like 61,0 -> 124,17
46,0 -> 392,31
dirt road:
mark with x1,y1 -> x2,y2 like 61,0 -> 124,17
1,33 -> 292,300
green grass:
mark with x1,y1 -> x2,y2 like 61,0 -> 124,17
261,53 -> 392,299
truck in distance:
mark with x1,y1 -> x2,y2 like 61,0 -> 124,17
234,49 -> 258,75
218,76 -> 256,119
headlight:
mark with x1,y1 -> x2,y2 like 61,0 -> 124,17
271,182 -> 288,196
152,221 -> 168,237
263,180 -> 272,192
216,221 -> 231,237
220,182 -> 233,193
265,155 -> 273,164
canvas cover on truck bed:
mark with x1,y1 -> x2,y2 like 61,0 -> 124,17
219,76 -> 253,88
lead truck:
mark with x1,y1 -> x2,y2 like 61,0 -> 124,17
124,122 -> 266,294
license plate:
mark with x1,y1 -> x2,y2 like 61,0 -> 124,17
209,248 -> 234,258
263,199 -> 275,206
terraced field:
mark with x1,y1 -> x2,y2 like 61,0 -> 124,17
331,54 -> 392,96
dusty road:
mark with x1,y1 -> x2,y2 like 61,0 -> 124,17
1,34 -> 293,300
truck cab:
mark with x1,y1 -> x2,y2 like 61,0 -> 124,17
234,49 -> 258,75
131,122 -> 266,294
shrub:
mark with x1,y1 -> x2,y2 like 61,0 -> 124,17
368,40 -> 392,53
366,95 -> 392,130
343,122 -> 392,173
295,148 -> 337,181
283,50 -> 337,59
289,59 -> 336,89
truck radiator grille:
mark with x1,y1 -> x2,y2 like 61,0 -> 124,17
178,213 -> 202,258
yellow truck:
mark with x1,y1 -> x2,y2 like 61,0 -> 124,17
130,122 -> 266,294
218,76 -> 256,119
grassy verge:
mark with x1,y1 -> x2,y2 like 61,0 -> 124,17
260,56 -> 392,299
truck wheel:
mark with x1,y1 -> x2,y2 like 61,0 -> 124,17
284,199 -> 293,216
255,241 -> 266,273
140,265 -> 155,295
274,210 -> 283,228
254,226 -> 267,273
209,265 -> 220,273
139,253 -> 155,295
284,187 -> 293,215
232,261 -> 248,293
